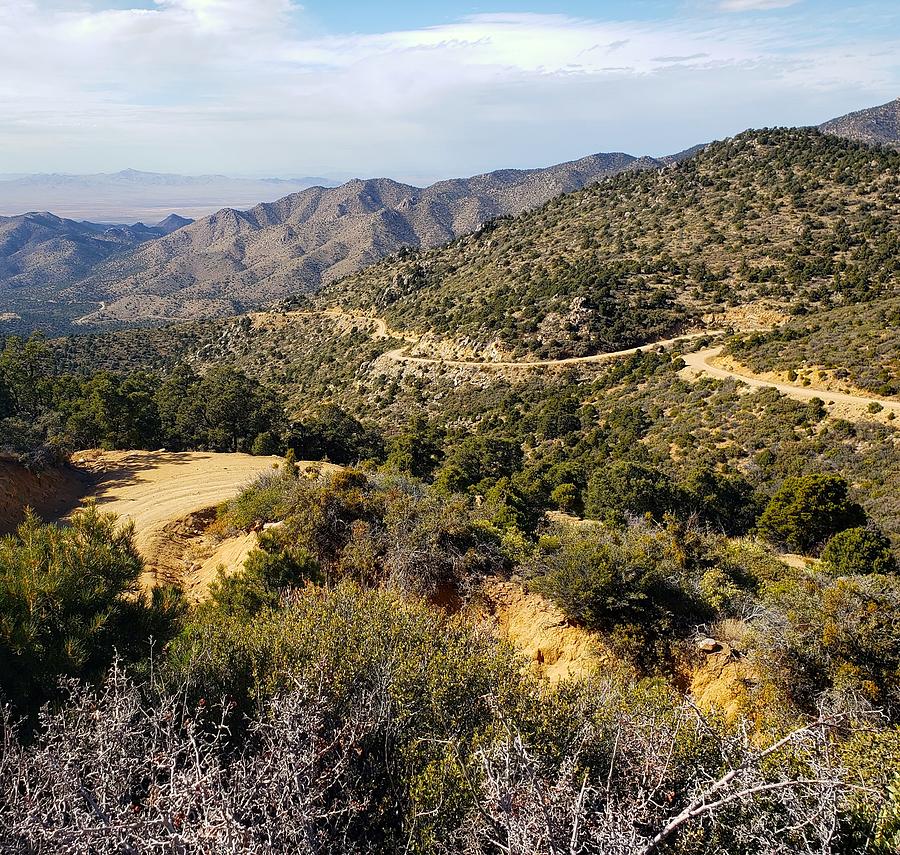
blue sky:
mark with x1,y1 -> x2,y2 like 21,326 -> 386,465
1,1 -> 898,181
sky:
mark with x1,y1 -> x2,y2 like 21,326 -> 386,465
1,0 -> 898,182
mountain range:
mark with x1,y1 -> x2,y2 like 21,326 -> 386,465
0,98 -> 898,336
77,148 -> 709,326
819,97 -> 900,149
0,213 -> 192,334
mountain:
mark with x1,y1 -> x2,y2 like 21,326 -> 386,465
59,127 -> 900,372
155,214 -> 194,233
0,212 -> 192,335
320,128 -> 900,360
819,97 -> 900,149
0,170 -> 334,224
75,150 -> 676,325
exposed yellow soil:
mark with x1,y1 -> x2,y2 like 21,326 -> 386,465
701,302 -> 789,331
140,508 -> 260,598
0,457 -> 91,535
478,576 -> 759,721
479,578 -> 611,683
66,450 -> 283,587
689,647 -> 757,722
194,531 -> 260,594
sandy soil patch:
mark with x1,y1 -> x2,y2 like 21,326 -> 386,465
67,450 -> 282,585
479,578 -> 612,683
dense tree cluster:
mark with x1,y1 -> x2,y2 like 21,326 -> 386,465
0,332 -> 283,460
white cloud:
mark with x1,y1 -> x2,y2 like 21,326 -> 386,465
719,0 -> 801,10
0,4 -> 896,177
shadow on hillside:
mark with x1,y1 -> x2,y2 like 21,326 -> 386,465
1,462 -> 94,534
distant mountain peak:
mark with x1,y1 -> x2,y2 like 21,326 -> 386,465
820,97 -> 900,149
155,213 -> 194,232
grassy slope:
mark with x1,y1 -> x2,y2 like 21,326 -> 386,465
726,297 -> 900,397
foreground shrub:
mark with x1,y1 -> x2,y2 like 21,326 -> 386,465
0,507 -> 183,716
758,570 -> 900,715
169,583 -> 524,847
218,470 -> 508,594
821,526 -> 898,576
529,523 -> 708,669
1,652 -> 895,854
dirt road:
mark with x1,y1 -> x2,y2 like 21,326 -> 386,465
682,347 -> 900,414
288,308 -> 718,369
67,450 -> 342,591
70,450 -> 282,585
384,331 -> 718,369
73,450 -> 281,535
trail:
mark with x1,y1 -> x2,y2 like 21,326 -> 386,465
287,309 -> 900,411
63,450 -> 341,594
383,331 -> 717,369
289,308 -> 717,369
73,300 -> 106,325
71,450 -> 282,536
682,347 -> 900,414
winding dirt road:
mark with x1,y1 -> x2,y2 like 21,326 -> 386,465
290,308 -> 900,412
682,347 -> 900,414
294,308 -> 717,369
381,332 -> 717,369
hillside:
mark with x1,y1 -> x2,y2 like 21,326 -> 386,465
0,212 -> 190,335
820,97 -> 900,149
726,296 -> 900,397
72,150 -> 679,326
326,128 -> 900,359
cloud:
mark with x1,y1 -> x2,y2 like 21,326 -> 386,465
0,4 -> 896,178
719,0 -> 801,10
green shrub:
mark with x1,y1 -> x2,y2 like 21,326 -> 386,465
250,430 -> 280,455
0,507 -> 183,714
207,537 -> 321,618
530,524 -> 707,669
821,527 -> 898,576
217,472 -> 295,530
168,582 -> 524,846
757,474 -> 866,554
584,460 -> 677,524
550,482 -> 581,514
759,571 -> 900,713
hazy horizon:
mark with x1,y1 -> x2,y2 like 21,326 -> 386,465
1,1 -> 898,180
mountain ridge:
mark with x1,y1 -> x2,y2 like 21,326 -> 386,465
75,148 -> 682,326
819,97 -> 900,149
